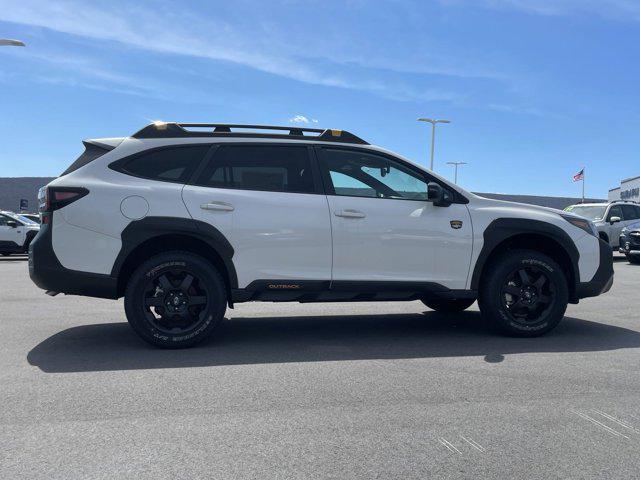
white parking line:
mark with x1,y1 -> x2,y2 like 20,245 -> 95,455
460,435 -> 486,452
438,437 -> 462,454
571,410 -> 630,439
592,410 -> 638,433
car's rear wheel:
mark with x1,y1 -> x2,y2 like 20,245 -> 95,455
627,254 -> 640,264
478,249 -> 568,337
124,251 -> 227,348
421,298 -> 475,312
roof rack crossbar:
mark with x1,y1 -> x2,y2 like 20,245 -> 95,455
132,122 -> 369,144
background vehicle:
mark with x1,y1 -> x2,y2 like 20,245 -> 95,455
29,122 -> 613,348
20,213 -> 41,224
564,201 -> 640,248
619,220 -> 640,264
0,211 -> 40,256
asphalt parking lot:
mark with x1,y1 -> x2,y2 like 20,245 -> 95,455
1,254 -> 639,479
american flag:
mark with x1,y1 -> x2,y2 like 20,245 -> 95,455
572,168 -> 584,182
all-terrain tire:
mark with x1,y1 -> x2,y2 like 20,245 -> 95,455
478,249 -> 568,337
124,251 -> 227,348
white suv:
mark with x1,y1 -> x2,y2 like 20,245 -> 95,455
0,211 -> 39,256
564,201 -> 640,248
29,122 -> 613,348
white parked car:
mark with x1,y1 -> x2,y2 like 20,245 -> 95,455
0,211 -> 40,256
29,123 -> 613,348
564,201 -> 640,248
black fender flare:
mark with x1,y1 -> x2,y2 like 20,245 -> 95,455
111,216 -> 238,288
470,218 -> 580,292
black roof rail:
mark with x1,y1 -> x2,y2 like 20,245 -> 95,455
611,199 -> 639,204
132,122 -> 369,145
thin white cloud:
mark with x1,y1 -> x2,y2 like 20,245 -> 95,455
439,0 -> 640,20
0,0 -> 463,102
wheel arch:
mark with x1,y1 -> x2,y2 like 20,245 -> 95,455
470,219 -> 580,301
112,217 -> 237,300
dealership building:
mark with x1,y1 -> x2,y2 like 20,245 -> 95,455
608,175 -> 640,202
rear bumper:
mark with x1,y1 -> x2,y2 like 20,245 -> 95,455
574,237 -> 614,300
29,223 -> 118,299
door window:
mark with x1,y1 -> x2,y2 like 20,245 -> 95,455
196,145 -> 315,194
320,149 -> 428,200
0,214 -> 12,226
607,205 -> 623,221
621,205 -> 639,220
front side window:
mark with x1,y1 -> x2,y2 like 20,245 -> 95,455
195,145 -> 315,194
114,145 -> 211,183
608,205 -> 623,221
0,214 -> 11,226
320,148 -> 428,200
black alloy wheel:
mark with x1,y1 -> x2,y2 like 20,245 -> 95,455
500,265 -> 556,326
478,249 -> 568,337
124,252 -> 227,348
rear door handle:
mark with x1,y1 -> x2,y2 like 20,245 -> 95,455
334,209 -> 366,219
200,201 -> 234,212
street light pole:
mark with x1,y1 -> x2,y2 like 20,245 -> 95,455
417,118 -> 450,171
446,161 -> 467,184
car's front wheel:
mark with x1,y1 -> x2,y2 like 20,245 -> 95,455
478,249 -> 568,337
124,251 -> 227,348
421,298 -> 475,313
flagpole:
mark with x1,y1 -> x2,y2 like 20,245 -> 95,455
582,167 -> 585,203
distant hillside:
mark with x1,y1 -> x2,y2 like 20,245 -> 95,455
474,192 -> 606,210
0,177 -> 55,212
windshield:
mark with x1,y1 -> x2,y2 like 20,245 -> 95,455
18,215 -> 38,225
3,212 -> 38,226
564,205 -> 607,221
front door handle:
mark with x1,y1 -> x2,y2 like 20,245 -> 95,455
200,201 -> 234,212
334,209 -> 366,219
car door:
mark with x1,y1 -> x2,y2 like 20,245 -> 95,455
317,147 -> 472,289
606,205 -> 625,247
0,214 -> 24,250
182,144 -> 332,288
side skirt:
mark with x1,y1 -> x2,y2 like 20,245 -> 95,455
231,280 -> 477,304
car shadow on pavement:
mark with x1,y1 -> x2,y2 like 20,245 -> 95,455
28,312 -> 640,373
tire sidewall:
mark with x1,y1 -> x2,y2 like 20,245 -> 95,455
480,251 -> 568,336
124,252 -> 226,348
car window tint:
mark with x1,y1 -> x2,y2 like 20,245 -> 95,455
608,205 -> 623,220
119,145 -> 210,183
196,145 -> 314,194
622,205 -> 639,220
0,214 -> 10,226
320,149 -> 428,200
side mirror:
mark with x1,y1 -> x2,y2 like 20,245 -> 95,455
6,220 -> 18,228
610,216 -> 621,224
427,182 -> 450,207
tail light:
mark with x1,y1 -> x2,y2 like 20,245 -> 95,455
39,186 -> 89,223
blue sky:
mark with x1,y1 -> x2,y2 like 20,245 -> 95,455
1,0 -> 639,198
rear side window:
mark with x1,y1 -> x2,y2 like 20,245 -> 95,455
622,205 -> 639,220
112,145 -> 211,183
195,145 -> 315,194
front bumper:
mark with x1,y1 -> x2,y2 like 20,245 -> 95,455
574,237 -> 614,300
618,233 -> 640,256
29,222 -> 118,299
